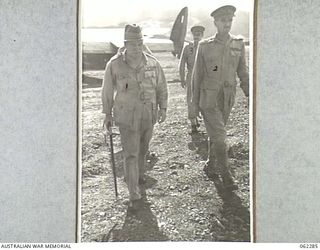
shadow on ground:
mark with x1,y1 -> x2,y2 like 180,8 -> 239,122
188,131 -> 250,242
101,176 -> 168,241
187,131 -> 208,161
210,175 -> 250,241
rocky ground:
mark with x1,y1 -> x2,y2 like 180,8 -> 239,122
81,52 -> 250,242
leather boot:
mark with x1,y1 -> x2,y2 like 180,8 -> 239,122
203,138 -> 219,178
214,140 -> 238,191
196,117 -> 200,128
191,125 -> 198,133
203,156 -> 219,179
221,172 -> 238,191
190,118 -> 199,133
138,176 -> 147,185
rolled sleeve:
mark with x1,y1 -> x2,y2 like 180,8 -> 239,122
101,61 -> 115,115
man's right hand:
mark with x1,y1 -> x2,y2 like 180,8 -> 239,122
180,80 -> 186,88
103,115 -> 113,131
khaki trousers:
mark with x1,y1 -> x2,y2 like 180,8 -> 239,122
186,72 -> 197,125
119,104 -> 153,201
201,107 -> 231,178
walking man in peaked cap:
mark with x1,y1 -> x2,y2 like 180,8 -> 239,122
102,24 -> 168,208
179,25 -> 205,133
192,5 -> 249,190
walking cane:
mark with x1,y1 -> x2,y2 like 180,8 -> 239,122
104,126 -> 118,198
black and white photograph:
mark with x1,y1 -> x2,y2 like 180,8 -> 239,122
81,0 -> 253,242
3,0 -> 320,246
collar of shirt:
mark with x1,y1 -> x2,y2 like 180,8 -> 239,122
213,33 -> 231,44
121,49 -> 148,64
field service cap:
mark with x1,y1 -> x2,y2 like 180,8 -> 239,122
210,5 -> 236,19
191,25 -> 205,33
124,24 -> 143,41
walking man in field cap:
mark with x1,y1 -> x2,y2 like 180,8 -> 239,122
179,25 -> 205,133
192,5 -> 249,191
102,24 -> 168,208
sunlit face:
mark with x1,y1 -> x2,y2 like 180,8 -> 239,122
124,40 -> 143,55
214,16 -> 233,34
192,31 -> 204,43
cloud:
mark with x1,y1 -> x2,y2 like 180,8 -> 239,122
82,0 -> 252,27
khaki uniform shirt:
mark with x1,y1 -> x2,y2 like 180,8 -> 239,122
179,43 -> 197,73
102,51 -> 168,130
192,34 -> 249,121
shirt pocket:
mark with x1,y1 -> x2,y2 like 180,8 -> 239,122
143,69 -> 157,101
199,80 -> 220,109
144,69 -> 157,87
113,102 -> 135,129
230,48 -> 241,67
141,81 -> 156,102
204,56 -> 220,79
116,74 -> 134,92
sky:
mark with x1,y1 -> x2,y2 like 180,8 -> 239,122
82,0 -> 253,27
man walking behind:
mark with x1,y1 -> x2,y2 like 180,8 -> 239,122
102,24 -> 168,208
192,6 -> 249,191
179,25 -> 205,133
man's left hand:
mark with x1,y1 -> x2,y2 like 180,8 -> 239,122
158,108 -> 166,123
180,80 -> 186,88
